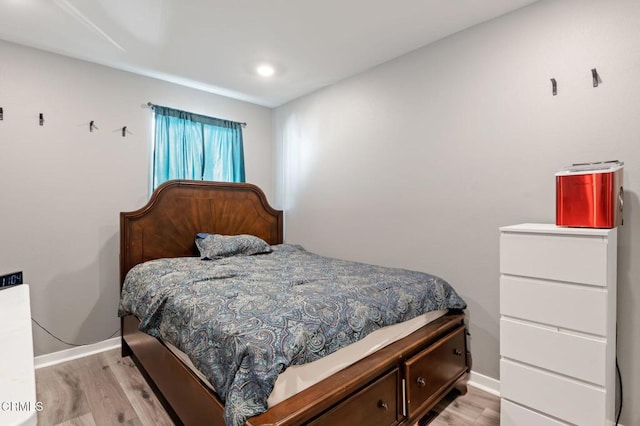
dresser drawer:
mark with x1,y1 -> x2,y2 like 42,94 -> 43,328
404,326 -> 466,418
500,359 -> 605,426
307,368 -> 400,426
501,399 -> 569,426
500,231 -> 609,286
500,318 -> 606,385
500,276 -> 607,335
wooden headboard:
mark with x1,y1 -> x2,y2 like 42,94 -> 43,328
120,180 -> 283,285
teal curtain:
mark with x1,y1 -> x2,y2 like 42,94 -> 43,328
152,105 -> 245,190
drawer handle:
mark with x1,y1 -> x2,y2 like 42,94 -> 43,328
454,348 -> 463,356
378,400 -> 389,411
416,377 -> 426,388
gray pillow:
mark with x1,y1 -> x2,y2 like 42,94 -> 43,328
195,233 -> 272,259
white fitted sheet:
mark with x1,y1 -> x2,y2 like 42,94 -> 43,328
165,309 -> 447,407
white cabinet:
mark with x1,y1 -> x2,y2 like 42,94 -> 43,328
0,285 -> 37,426
499,224 -> 617,426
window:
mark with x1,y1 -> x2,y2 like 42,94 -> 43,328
151,105 -> 245,190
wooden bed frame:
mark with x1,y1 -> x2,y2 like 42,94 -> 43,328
120,180 -> 469,426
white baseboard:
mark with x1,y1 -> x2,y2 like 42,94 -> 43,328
32,348 -> 627,426
34,338 -> 503,393
468,370 -> 500,396
34,340 -> 504,396
34,336 -> 121,369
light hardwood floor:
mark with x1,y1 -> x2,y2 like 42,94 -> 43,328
35,349 -> 173,426
35,348 -> 500,425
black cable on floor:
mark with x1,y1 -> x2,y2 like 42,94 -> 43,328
31,317 -> 119,347
616,356 -> 623,425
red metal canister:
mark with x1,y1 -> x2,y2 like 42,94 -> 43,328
556,161 -> 623,228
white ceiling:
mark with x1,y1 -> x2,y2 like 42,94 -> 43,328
0,0 -> 540,107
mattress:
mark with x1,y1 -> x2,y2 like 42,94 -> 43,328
165,309 -> 447,407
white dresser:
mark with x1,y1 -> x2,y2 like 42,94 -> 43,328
0,285 -> 38,426
499,224 -> 617,426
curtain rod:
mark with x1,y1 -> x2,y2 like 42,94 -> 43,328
146,102 -> 247,128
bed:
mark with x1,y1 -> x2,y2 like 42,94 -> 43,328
119,180 -> 470,426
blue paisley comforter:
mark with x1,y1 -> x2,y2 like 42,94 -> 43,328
118,244 -> 466,426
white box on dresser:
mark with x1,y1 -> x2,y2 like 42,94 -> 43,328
499,224 -> 617,426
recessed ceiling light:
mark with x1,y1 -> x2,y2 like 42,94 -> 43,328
256,64 -> 275,77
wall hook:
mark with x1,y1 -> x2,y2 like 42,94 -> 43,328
89,121 -> 99,132
550,78 -> 557,96
0,107 -> 3,121
39,113 -> 44,126
591,68 -> 601,87
121,126 -> 132,137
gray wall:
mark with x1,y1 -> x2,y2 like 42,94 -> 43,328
0,39 -> 274,357
274,1 -> 639,424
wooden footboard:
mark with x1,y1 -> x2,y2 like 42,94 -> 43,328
123,312 -> 469,426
